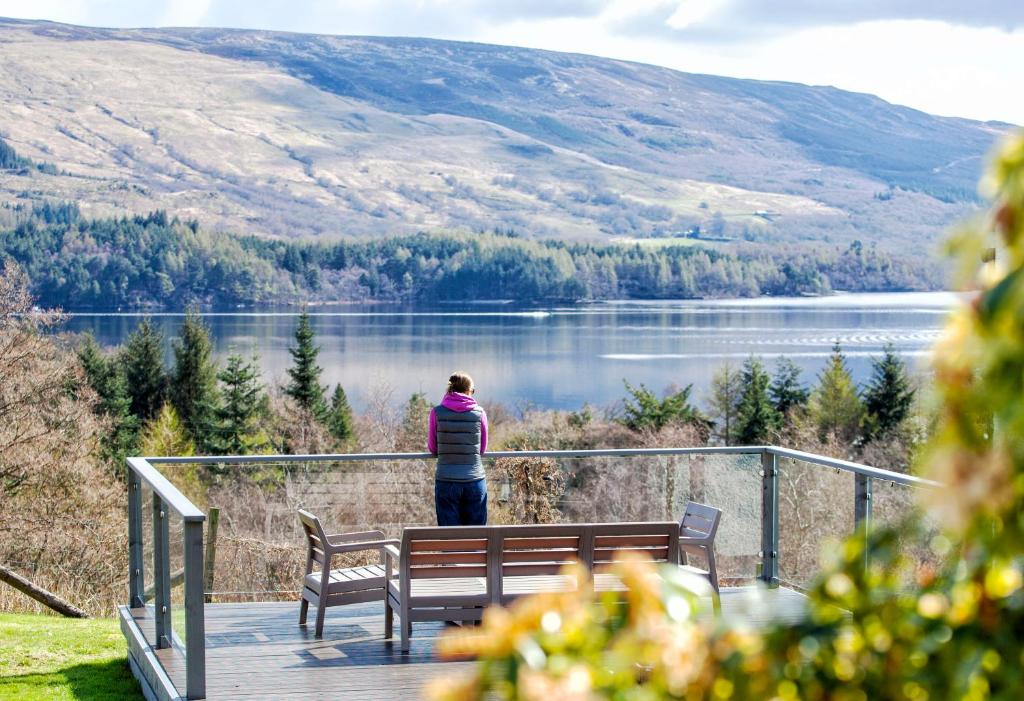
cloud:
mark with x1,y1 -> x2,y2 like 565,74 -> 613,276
613,0 -> 1024,42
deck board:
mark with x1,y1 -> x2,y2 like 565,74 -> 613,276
126,586 -> 810,700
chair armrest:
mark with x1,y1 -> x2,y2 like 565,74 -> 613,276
326,530 -> 386,545
382,543 -> 401,560
329,538 -> 400,555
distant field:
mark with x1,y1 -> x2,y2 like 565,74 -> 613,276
0,613 -> 141,700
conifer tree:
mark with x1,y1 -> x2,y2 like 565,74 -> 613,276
736,356 -> 780,444
708,362 -> 741,445
619,381 -> 711,437
395,391 -> 430,451
77,333 -> 139,462
214,352 -> 267,455
120,318 -> 167,423
170,311 -> 219,450
770,357 -> 809,417
862,343 -> 915,439
285,312 -> 327,417
139,401 -> 194,456
808,343 -> 865,442
139,403 -> 196,458
327,383 -> 355,444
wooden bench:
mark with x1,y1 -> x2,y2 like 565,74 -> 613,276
297,510 -> 399,638
384,522 -> 681,651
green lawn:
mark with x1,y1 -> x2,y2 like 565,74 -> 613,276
0,613 -> 142,701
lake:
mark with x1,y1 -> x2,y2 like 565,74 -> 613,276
61,292 -> 959,413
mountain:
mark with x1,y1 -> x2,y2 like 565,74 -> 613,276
0,18 -> 1013,249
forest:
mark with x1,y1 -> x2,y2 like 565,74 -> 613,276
0,203 -> 944,309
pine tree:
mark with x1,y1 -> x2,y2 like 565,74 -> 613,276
214,352 -> 267,455
736,356 -> 780,444
770,357 -> 810,418
119,318 -> 167,423
863,344 -> 915,439
77,333 -> 139,462
327,384 -> 356,444
395,391 -> 429,451
708,362 -> 741,445
170,311 -> 219,450
285,312 -> 327,417
619,381 -> 711,437
808,343 -> 865,442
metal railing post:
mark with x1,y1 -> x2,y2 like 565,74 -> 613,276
152,493 -> 171,649
854,473 -> 873,573
760,450 -> 779,586
127,466 -> 145,608
184,519 -> 207,699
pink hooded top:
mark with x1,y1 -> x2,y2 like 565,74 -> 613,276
427,392 -> 488,455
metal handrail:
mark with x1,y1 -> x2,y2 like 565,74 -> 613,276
146,445 -> 939,490
127,457 -> 205,522
764,447 -> 941,489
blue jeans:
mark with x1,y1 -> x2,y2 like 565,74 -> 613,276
435,479 -> 487,526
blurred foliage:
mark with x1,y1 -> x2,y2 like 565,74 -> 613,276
427,132 -> 1024,700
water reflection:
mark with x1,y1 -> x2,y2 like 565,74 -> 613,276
61,292 -> 956,411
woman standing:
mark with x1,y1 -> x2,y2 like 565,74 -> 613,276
427,371 -> 488,526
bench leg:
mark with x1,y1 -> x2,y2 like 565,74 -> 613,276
314,599 -> 327,638
384,595 -> 393,640
299,597 -> 309,626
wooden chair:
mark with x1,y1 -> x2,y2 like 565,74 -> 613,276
677,501 -> 722,592
297,509 -> 397,638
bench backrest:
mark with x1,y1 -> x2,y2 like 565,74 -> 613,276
403,527 -> 491,580
591,522 -> 680,569
499,525 -> 587,578
400,522 -> 679,580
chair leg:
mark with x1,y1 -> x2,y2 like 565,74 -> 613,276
314,598 -> 327,638
298,596 -> 309,626
384,596 -> 393,640
706,546 -> 719,593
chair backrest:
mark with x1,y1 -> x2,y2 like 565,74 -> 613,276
402,526 -> 492,581
679,501 -> 722,541
591,522 -> 680,569
499,524 -> 586,578
298,509 -> 329,568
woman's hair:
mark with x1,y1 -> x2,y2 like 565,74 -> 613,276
447,371 -> 474,394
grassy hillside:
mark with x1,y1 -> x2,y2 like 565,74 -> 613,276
0,18 -> 1010,251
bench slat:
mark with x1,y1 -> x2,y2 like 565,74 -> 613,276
503,563 -> 575,577
594,546 -> 669,562
409,539 -> 488,552
502,550 -> 580,564
409,565 -> 488,579
410,551 -> 487,565
594,534 -> 669,548
504,536 -> 580,549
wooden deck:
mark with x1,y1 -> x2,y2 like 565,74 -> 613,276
121,587 -> 810,700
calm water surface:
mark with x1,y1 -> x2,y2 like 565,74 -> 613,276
62,292 -> 959,412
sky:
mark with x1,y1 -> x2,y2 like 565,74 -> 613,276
0,0 -> 1021,125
